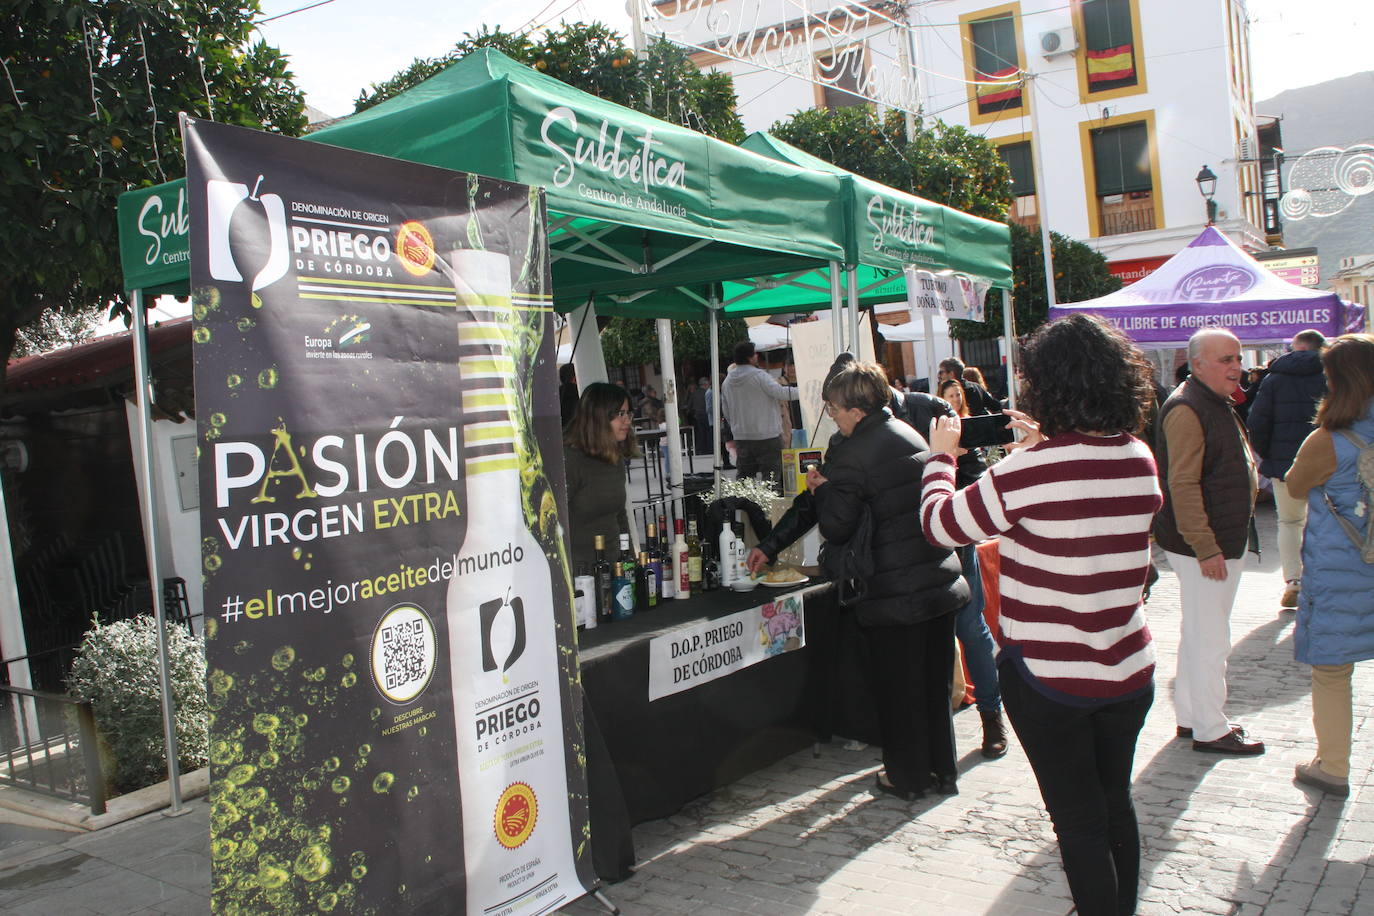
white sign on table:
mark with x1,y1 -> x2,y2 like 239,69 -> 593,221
647,593 -> 806,701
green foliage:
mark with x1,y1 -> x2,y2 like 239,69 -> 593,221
0,0 -> 306,367
771,107 -> 1013,221
66,615 -> 209,794
950,223 -> 1123,340
12,304 -> 100,357
600,316 -> 749,367
354,24 -> 744,143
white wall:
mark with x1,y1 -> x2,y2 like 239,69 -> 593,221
124,402 -> 204,630
656,0 -> 1267,264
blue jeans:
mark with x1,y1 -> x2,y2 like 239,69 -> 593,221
956,545 -> 1001,713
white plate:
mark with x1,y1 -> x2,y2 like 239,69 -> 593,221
760,575 -> 810,588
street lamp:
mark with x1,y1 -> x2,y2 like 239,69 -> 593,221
1195,164 -> 1219,225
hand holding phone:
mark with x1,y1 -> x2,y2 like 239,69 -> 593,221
958,412 -> 1015,448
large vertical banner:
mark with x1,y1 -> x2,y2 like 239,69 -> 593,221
186,119 -> 592,915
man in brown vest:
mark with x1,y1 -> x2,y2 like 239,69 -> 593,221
1155,328 -> 1263,755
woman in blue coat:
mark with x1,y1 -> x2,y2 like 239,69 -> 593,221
1286,333 -> 1374,797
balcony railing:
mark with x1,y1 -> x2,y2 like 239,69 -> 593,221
0,683 -> 106,815
1099,191 -> 1157,236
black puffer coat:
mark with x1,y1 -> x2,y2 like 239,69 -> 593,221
756,408 -> 967,627
1246,349 -> 1327,479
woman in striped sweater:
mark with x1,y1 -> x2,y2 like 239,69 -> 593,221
920,314 -> 1163,916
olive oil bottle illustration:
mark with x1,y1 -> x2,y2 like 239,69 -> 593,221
443,249 -> 578,913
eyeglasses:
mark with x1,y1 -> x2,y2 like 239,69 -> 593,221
823,403 -> 840,417
609,409 -> 634,419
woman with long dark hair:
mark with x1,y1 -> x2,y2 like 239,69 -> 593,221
921,314 -> 1163,915
563,382 -> 638,571
1286,333 -> 1374,797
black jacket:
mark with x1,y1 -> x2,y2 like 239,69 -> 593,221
888,389 -> 986,489
757,408 -> 967,627
1246,349 -> 1327,479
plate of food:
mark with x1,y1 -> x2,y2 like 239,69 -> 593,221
760,567 -> 810,588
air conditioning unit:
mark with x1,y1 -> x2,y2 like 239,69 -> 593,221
1039,27 -> 1078,58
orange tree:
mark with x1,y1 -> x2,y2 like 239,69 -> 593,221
0,0 -> 306,363
771,106 -> 1120,338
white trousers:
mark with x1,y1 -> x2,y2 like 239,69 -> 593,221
1165,551 -> 1247,742
1272,478 -> 1307,584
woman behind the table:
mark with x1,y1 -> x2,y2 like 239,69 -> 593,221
921,314 -> 1162,916
747,357 -> 967,799
1285,333 -> 1374,798
563,382 -> 637,571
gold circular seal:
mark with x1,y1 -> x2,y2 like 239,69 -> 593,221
396,221 -> 435,277
493,782 -> 538,850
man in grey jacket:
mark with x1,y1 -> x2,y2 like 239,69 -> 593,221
721,341 -> 798,485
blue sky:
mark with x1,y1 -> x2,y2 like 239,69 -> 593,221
253,0 -> 1367,118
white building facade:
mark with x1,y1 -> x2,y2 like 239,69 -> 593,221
643,0 -> 1279,276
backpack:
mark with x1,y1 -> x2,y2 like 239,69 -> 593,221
819,501 -> 875,607
1321,428 -> 1374,563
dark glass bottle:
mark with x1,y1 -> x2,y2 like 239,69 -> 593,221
612,533 -> 636,620
593,534 -> 613,625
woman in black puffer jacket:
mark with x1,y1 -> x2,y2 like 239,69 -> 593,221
748,358 -> 968,798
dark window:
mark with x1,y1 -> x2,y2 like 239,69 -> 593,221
970,17 -> 1021,114
818,46 -> 866,109
1082,0 -> 1138,92
999,142 -> 1035,196
1091,121 -> 1154,235
1091,122 -> 1151,196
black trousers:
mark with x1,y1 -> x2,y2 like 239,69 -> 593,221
1000,661 -> 1153,916
862,612 -> 957,794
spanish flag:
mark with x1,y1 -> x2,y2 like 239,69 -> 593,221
1087,43 -> 1135,84
975,65 -> 1021,107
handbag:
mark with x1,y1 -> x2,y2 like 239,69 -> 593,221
819,500 -> 875,608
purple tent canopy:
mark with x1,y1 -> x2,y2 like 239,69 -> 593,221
1050,227 -> 1355,347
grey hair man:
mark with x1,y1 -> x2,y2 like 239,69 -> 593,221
1154,328 -> 1262,755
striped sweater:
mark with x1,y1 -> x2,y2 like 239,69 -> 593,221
920,433 -> 1163,705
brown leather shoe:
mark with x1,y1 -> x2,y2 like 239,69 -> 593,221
1193,729 -> 1265,755
1176,726 -> 1193,738
1281,581 -> 1300,610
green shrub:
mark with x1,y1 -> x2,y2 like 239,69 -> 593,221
66,615 -> 209,794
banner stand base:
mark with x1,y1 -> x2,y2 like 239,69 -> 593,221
592,888 -> 620,914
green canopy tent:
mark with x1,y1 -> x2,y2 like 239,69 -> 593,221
308,49 -> 848,319
733,132 -> 1015,395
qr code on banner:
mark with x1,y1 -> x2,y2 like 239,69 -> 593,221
382,618 -> 427,691
370,604 -> 436,703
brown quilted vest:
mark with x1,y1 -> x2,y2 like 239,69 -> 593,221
1154,378 -> 1256,559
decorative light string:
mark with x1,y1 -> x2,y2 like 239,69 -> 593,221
136,19 -> 166,182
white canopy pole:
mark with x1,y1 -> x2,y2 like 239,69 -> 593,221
846,267 -> 860,355
131,290 -> 184,815
829,262 -> 844,356
1002,287 -> 1019,410
568,299 -> 608,387
708,300 -> 722,493
922,313 -> 938,393
655,319 -> 685,495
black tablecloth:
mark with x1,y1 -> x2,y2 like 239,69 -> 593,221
577,580 -> 846,879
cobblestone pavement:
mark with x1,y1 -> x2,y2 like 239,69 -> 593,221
2,502 -> 1369,914
565,502 -> 1374,915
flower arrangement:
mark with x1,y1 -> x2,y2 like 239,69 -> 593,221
713,475 -> 781,509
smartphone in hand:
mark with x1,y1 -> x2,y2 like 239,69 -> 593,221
959,413 -> 1015,448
